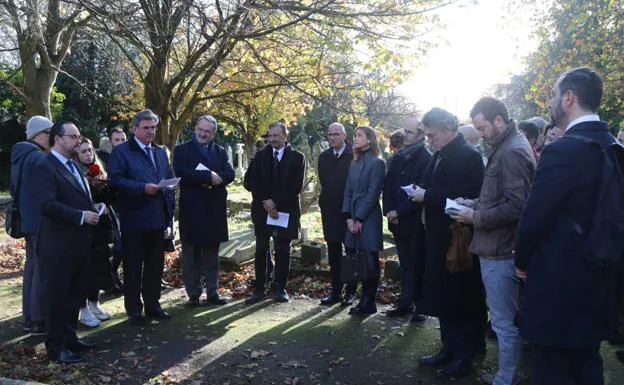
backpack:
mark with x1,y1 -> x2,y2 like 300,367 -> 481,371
564,134 -> 624,268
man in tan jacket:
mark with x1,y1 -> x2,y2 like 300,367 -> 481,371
449,97 -> 536,385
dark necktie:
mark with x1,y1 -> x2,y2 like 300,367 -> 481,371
145,146 -> 157,170
334,151 -> 340,159
273,150 -> 279,168
66,160 -> 86,192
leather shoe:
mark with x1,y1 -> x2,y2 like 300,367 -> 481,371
146,309 -> 171,319
128,314 -> 146,326
386,306 -> 413,317
55,350 -> 84,364
245,292 -> 267,305
410,313 -> 427,323
320,294 -> 342,306
67,339 -> 97,352
419,349 -> 453,367
185,296 -> 200,307
204,295 -> 228,306
436,359 -> 472,379
274,289 -> 290,303
342,293 -> 354,306
31,321 -> 46,335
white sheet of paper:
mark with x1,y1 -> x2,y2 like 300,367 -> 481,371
266,212 -> 290,228
158,177 -> 181,189
195,163 -> 210,171
400,184 -> 418,197
97,204 -> 106,217
445,198 -> 468,214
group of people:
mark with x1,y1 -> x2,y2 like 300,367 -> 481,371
8,66 -> 622,385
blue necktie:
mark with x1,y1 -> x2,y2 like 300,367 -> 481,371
66,160 -> 86,192
145,146 -> 157,170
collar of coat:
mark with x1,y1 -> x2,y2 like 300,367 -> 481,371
398,139 -> 426,160
439,132 -> 467,157
483,120 -> 518,158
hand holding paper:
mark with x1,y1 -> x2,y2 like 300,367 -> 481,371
195,163 -> 210,171
401,184 -> 418,197
158,177 -> 181,189
266,212 -> 289,228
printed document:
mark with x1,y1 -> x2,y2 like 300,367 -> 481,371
195,163 -> 210,171
158,177 -> 181,189
266,212 -> 290,228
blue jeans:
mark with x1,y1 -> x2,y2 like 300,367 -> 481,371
480,257 -> 521,385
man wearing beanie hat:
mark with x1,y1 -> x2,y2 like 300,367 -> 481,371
9,115 -> 53,335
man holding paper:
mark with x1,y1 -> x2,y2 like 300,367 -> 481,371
450,97 -> 536,385
244,122 -> 305,304
173,115 -> 234,307
383,117 -> 431,320
108,110 -> 176,325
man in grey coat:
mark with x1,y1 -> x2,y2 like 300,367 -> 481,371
10,116 -> 53,335
451,97 -> 536,385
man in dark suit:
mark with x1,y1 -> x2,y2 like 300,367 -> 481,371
10,116 -> 52,335
318,122 -> 356,306
173,115 -> 235,307
32,122 -> 100,363
383,117 -> 431,321
515,67 -> 616,385
410,108 -> 486,379
244,122 -> 305,304
108,110 -> 176,325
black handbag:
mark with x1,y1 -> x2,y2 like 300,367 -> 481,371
5,151 -> 30,239
340,235 -> 376,283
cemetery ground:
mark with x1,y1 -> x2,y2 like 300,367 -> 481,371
1,186 -> 624,385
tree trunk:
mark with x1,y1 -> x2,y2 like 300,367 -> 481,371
20,47 -> 56,118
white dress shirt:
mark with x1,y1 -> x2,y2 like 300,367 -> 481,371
565,114 -> 600,132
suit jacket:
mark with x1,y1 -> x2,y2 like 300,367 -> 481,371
244,144 -> 305,240
318,145 -> 353,243
383,140 -> 432,238
419,134 -> 485,319
31,153 -> 95,258
342,150 -> 385,252
515,120 -> 617,347
108,136 -> 175,232
173,138 -> 235,246
10,141 -> 47,235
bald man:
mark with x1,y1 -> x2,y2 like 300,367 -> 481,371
459,124 -> 487,165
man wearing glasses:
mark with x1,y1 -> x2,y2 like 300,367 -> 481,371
9,116 -> 53,336
108,110 -> 176,325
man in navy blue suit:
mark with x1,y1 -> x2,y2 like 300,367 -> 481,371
515,67 -> 617,385
173,115 -> 234,307
108,110 -> 176,325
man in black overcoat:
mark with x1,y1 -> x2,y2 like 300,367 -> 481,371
410,108 -> 486,379
32,122 -> 100,363
383,117 -> 431,320
173,115 -> 235,307
317,122 -> 356,306
244,122 -> 305,304
515,67 -> 617,385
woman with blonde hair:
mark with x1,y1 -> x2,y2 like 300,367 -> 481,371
342,126 -> 386,316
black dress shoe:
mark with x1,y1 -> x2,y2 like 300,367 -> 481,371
146,309 -> 171,319
386,306 -> 413,317
320,294 -> 342,306
436,359 -> 472,378
274,289 -> 290,303
342,293 -> 355,306
128,314 -> 146,326
185,296 -> 200,307
67,339 -> 98,352
31,322 -> 46,335
410,313 -> 427,323
245,292 -> 267,305
53,350 -> 84,364
204,295 -> 228,306
419,349 -> 453,367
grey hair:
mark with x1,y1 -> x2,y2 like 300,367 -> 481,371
196,115 -> 218,131
422,107 -> 459,132
132,109 -> 159,127
328,122 -> 346,134
527,116 -> 547,132
404,117 -> 422,132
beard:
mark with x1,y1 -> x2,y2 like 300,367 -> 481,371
550,99 -> 565,128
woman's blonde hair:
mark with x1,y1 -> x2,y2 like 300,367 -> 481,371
353,125 -> 380,161
78,137 -> 108,180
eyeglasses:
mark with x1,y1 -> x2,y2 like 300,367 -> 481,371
140,125 -> 158,132
62,134 -> 81,140
43,130 -> 52,135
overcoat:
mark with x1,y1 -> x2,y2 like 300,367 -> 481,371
515,121 -> 617,347
244,144 -> 305,240
173,138 -> 235,246
318,145 -> 353,243
419,134 -> 485,319
342,149 -> 385,252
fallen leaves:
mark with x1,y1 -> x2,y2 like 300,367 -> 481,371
249,350 -> 272,359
